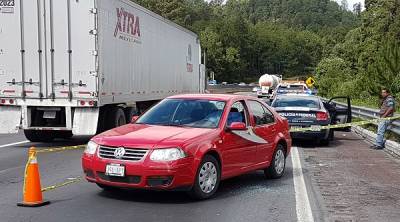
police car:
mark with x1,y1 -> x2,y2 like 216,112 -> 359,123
271,94 -> 351,145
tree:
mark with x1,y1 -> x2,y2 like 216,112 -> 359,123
131,0 -> 359,82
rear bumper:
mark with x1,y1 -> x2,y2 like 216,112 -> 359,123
290,129 -> 330,140
0,100 -> 99,135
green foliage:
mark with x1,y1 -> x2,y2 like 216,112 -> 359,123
131,0 -> 359,82
315,57 -> 353,97
316,0 -> 400,105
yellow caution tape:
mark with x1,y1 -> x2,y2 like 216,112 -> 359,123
36,145 -> 85,153
290,116 -> 400,133
41,177 -> 82,192
20,145 -> 85,194
22,153 -> 35,195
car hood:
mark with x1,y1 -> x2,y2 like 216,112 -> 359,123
92,124 -> 216,149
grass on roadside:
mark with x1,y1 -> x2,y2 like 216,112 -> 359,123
353,117 -> 400,142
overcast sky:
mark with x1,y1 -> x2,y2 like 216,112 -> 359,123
337,0 -> 364,10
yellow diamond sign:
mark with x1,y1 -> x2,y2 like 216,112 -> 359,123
306,77 -> 315,87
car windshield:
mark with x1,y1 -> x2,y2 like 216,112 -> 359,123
136,99 -> 226,129
272,97 -> 320,109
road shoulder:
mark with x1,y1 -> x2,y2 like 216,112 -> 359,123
301,132 -> 400,221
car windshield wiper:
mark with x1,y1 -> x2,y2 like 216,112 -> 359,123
167,123 -> 188,127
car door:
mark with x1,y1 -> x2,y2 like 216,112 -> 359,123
325,97 -> 352,132
221,100 -> 257,176
247,100 -> 277,165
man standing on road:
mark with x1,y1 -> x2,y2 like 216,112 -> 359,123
371,88 -> 396,150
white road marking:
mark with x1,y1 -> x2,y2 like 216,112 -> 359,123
291,146 -> 315,222
0,141 -> 29,149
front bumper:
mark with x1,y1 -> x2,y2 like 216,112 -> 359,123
82,153 -> 196,191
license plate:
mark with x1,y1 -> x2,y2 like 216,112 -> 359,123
43,111 -> 56,119
105,164 -> 125,177
310,125 -> 322,132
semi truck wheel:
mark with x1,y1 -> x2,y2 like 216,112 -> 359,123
124,107 -> 138,124
24,130 -> 55,142
55,131 -> 73,139
97,106 -> 110,133
106,107 -> 126,130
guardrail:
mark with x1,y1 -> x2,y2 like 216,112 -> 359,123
331,101 -> 400,135
207,85 -> 253,94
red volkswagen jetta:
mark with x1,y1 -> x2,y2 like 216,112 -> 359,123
82,94 -> 291,199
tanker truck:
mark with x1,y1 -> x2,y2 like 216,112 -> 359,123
257,74 -> 282,99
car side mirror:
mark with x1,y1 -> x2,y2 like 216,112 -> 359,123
228,122 -> 247,131
131,115 -> 139,123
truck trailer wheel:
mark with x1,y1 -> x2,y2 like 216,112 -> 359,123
105,107 -> 126,130
55,131 -> 73,139
24,130 -> 55,142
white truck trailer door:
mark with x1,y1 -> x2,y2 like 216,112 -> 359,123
1,0 -> 55,99
21,0 -> 46,98
0,0 -> 23,98
44,0 -> 97,99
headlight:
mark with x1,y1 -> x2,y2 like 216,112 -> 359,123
150,148 -> 186,161
84,141 -> 98,155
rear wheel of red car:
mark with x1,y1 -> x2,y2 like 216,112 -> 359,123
189,155 -> 220,200
265,144 -> 286,179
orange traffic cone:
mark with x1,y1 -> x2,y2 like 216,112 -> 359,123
17,147 -> 50,207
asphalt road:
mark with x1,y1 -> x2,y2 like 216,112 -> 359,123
0,131 -> 399,222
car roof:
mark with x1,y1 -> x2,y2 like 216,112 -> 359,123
168,94 -> 256,102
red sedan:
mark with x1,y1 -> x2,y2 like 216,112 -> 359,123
82,94 -> 292,199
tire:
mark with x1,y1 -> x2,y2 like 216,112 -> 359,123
55,131 -> 73,139
189,155 -> 221,200
320,130 -> 333,146
105,107 -> 126,130
97,106 -> 110,133
265,144 -> 286,179
24,130 -> 55,142
319,139 -> 330,146
328,129 -> 334,141
124,107 -> 138,124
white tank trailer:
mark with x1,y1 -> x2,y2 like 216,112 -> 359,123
258,74 -> 282,98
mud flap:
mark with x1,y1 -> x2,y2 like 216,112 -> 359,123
0,106 -> 22,134
72,108 -> 99,136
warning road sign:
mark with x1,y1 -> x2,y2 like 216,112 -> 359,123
306,77 -> 315,87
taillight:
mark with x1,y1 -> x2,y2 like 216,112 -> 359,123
78,100 -> 97,107
0,99 -> 5,104
316,112 -> 329,121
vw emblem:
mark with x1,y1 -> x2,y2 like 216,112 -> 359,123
114,147 -> 126,159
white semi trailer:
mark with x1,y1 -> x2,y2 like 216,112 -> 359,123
0,0 -> 205,142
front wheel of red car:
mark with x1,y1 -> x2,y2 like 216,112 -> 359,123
265,144 -> 286,179
189,155 -> 221,200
